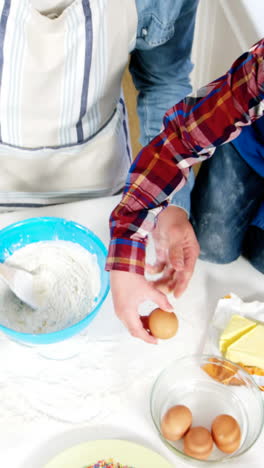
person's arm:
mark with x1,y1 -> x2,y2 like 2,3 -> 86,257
130,0 -> 199,144
107,39 -> 264,275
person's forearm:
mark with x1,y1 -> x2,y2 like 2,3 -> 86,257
106,39 -> 264,274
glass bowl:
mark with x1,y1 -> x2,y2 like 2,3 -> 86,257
150,354 -> 264,464
0,217 -> 109,345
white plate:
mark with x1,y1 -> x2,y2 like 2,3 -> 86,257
43,439 -> 173,468
20,426 -> 173,468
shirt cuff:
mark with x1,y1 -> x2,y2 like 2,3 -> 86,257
105,238 -> 146,275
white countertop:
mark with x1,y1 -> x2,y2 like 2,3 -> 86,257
0,196 -> 263,468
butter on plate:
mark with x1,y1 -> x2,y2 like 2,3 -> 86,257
219,314 -> 257,353
218,314 -> 264,389
225,324 -> 264,369
204,294 -> 264,391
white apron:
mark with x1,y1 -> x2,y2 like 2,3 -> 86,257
0,0 -> 137,210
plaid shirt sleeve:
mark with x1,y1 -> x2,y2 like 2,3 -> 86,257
106,39 -> 264,275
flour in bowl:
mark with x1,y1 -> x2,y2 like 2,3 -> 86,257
0,241 -> 101,333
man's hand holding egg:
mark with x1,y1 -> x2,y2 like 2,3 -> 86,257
110,271 -> 174,344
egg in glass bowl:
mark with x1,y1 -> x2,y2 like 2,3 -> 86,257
150,354 -> 264,464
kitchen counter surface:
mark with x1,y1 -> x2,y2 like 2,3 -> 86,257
0,195 -> 263,468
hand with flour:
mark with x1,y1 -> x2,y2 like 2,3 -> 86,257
146,206 -> 200,297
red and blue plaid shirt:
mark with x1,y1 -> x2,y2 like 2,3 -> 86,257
106,38 -> 264,275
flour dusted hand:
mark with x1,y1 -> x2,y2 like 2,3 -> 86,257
0,241 -> 100,333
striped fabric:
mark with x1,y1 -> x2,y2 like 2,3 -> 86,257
59,0 -> 90,146
106,38 -> 264,275
0,0 -> 109,148
0,0 -> 137,208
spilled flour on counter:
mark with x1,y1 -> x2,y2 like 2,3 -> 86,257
0,241 -> 101,333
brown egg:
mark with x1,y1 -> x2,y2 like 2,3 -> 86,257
216,437 -> 241,454
161,405 -> 192,441
211,414 -> 241,453
148,308 -> 178,339
184,426 -> 213,460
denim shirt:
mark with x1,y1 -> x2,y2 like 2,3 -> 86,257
132,0 -> 199,214
132,0 -> 199,144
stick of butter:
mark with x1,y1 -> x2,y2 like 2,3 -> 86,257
219,315 -> 256,353
225,324 -> 264,369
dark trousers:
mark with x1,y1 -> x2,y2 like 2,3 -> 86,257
191,142 -> 264,274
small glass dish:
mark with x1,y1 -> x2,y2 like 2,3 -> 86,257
150,354 -> 264,464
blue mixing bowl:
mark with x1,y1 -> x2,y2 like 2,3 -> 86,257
0,217 -> 110,344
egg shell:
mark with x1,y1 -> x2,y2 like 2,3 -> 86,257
161,405 -> 192,441
183,426 -> 213,460
183,445 -> 213,461
216,437 -> 241,454
212,414 -> 241,449
148,308 -> 178,339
